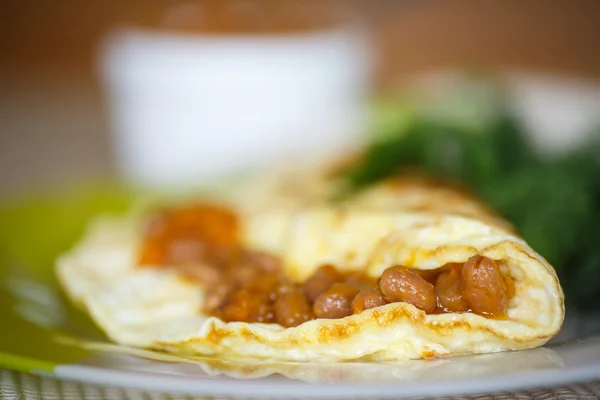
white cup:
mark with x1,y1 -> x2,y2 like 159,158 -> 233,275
99,26 -> 372,189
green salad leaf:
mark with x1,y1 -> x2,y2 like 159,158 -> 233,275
339,88 -> 600,310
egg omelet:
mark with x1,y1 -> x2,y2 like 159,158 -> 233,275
56,169 -> 564,362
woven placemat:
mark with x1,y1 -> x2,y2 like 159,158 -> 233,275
1,369 -> 599,400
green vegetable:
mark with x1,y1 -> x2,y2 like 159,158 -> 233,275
338,90 -> 600,310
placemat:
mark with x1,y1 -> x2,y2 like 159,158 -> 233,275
1,369 -> 600,400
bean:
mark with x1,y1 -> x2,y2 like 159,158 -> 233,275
304,265 -> 344,303
230,263 -> 261,286
254,304 -> 276,323
244,250 -> 281,274
274,290 -> 315,328
171,204 -> 238,248
244,275 -> 281,301
275,281 -> 297,301
244,275 -> 295,302
177,262 -> 223,285
313,283 -> 359,319
435,264 -> 468,312
218,289 -> 274,323
165,235 -> 209,265
460,255 -> 508,316
379,266 -> 437,313
352,287 -> 388,314
203,282 -> 236,313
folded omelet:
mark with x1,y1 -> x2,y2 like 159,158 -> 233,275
56,170 -> 564,362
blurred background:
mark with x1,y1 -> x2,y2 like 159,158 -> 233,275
1,0 -> 599,194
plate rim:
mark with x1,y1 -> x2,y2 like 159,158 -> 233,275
51,337 -> 600,399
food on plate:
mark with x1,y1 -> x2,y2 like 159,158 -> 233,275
56,166 -> 564,362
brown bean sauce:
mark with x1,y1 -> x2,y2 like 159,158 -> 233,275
139,206 -> 515,326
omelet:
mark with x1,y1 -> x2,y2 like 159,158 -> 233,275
56,169 -> 564,362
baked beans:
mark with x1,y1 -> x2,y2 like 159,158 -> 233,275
313,283 -> 360,319
461,255 -> 509,316
379,266 -> 437,313
352,287 -> 388,314
304,265 -> 344,303
139,205 -> 515,326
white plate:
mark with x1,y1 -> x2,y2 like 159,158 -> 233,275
53,336 -> 600,399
